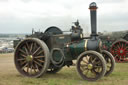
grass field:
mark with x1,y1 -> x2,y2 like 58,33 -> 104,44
0,53 -> 128,85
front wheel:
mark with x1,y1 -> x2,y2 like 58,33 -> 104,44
76,51 -> 106,81
101,50 -> 115,76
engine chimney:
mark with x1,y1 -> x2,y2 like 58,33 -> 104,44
89,2 -> 98,37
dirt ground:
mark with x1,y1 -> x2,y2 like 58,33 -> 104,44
0,53 -> 16,74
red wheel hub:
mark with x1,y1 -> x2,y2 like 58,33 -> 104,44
117,49 -> 126,56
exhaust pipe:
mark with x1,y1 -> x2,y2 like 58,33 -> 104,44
89,2 -> 98,37
86,2 -> 102,51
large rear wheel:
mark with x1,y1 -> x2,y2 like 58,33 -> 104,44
14,38 -> 50,77
76,51 -> 106,81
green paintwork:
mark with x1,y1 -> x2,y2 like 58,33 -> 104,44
52,50 -> 62,62
64,40 -> 86,60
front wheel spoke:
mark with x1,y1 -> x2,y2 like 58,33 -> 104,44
82,60 -> 88,64
85,70 -> 89,75
106,58 -> 111,63
107,65 -> 111,68
89,56 -> 93,62
97,67 -> 102,72
92,57 -> 97,63
91,70 -> 96,76
94,65 -> 102,68
80,64 -> 87,67
34,60 -> 43,67
93,60 -> 101,65
81,67 -> 88,71
86,55 -> 89,61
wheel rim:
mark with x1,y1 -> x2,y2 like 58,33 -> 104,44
15,39 -> 47,77
77,53 -> 105,80
111,41 -> 128,62
103,54 -> 112,73
102,50 -> 115,76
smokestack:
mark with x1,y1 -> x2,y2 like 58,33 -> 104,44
89,2 -> 98,37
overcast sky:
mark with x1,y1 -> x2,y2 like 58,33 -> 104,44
0,0 -> 128,33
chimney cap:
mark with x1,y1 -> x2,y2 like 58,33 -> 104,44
89,2 -> 98,10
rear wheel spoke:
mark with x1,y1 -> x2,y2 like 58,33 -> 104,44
36,50 -> 44,56
27,64 -> 29,73
34,56 -> 44,59
34,60 -> 43,67
22,63 -> 28,70
36,59 -> 44,63
19,49 -> 27,55
21,60 -> 27,65
17,58 -> 25,61
30,43 -> 33,52
35,64 -> 39,71
32,47 -> 41,56
26,42 -> 30,52
20,53 -> 27,58
14,38 -> 49,77
24,46 -> 29,55
30,65 -> 33,75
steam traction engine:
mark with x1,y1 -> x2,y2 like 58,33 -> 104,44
14,2 -> 115,81
100,31 -> 128,62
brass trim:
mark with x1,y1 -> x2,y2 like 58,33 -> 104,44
80,34 -> 83,38
99,41 -> 102,52
85,40 -> 88,50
